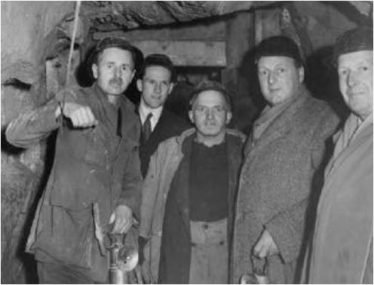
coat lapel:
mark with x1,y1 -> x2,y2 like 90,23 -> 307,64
245,91 -> 308,159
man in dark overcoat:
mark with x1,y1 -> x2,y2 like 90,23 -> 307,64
231,36 -> 340,283
136,54 -> 190,177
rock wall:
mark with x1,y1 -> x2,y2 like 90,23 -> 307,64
1,2 -> 76,283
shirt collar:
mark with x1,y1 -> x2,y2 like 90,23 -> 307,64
138,100 -> 163,130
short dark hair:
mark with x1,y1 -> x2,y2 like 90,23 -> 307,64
254,36 -> 304,68
90,37 -> 144,72
189,80 -> 232,111
138,54 -> 176,82
333,26 -> 373,64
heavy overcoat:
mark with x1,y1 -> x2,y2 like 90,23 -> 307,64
139,128 -> 245,283
231,88 -> 340,283
6,83 -> 142,282
305,115 -> 373,283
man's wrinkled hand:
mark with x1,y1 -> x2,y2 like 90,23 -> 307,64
253,229 -> 279,258
62,102 -> 98,128
109,205 -> 133,234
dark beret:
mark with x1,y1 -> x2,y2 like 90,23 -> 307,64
254,36 -> 304,67
90,37 -> 144,72
334,26 -> 373,62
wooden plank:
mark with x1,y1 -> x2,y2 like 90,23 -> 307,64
129,40 -> 226,66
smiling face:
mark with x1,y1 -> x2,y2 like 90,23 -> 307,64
137,65 -> 174,109
189,90 -> 232,145
257,56 -> 304,106
337,50 -> 373,121
92,47 -> 136,99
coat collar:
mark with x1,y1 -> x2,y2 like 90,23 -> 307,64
244,85 -> 310,157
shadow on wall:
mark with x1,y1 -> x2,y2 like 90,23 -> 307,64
304,45 -> 350,121
237,46 -> 268,132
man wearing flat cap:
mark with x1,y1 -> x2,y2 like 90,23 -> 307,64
231,36 -> 340,283
6,37 -> 144,283
304,26 -> 373,284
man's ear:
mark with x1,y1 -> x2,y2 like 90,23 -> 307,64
188,110 -> 194,124
136,79 -> 143,92
226,111 -> 233,125
92,64 -> 98,79
298,66 -> 305,83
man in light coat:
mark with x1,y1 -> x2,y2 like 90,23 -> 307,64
139,81 -> 245,283
231,36 -> 340,283
304,26 -> 373,284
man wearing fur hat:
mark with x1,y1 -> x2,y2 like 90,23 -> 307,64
6,37 -> 144,283
231,36 -> 340,283
304,26 -> 373,284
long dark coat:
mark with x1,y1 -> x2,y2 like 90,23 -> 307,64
231,88 -> 340,283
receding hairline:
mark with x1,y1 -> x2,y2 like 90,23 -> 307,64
190,89 -> 231,110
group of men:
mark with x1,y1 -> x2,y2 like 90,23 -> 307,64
5,25 -> 372,284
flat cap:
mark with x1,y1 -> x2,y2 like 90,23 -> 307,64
334,26 -> 373,61
254,36 -> 304,66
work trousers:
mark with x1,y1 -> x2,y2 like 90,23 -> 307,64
189,218 -> 228,284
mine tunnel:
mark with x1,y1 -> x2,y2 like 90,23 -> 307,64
1,1 -> 372,283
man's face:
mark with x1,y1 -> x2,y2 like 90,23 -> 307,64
337,50 -> 373,120
92,47 -> 135,96
257,56 -> 304,106
189,90 -> 232,138
137,66 -> 174,109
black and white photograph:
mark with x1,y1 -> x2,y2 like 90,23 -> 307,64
1,1 -> 372,283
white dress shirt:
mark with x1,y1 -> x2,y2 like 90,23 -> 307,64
139,101 -> 163,132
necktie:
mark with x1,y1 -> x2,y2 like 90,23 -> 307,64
141,113 -> 153,144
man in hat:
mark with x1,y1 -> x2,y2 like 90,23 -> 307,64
231,36 -> 340,283
304,26 -> 372,284
6,37 -> 144,283
139,80 -> 245,283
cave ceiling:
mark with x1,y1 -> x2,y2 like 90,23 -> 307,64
81,1 -> 372,32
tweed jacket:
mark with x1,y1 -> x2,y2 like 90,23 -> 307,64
139,128 -> 245,282
231,87 -> 340,283
139,108 -> 190,177
6,83 -> 142,282
306,114 -> 373,283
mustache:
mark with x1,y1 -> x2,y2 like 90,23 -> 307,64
109,77 -> 123,86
